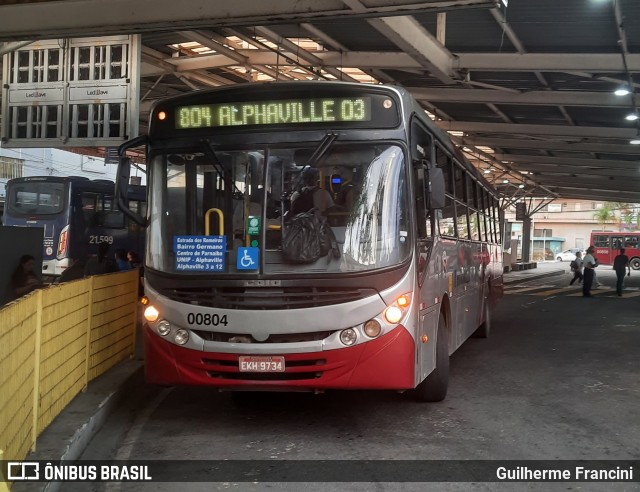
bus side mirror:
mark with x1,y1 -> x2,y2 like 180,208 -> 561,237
116,136 -> 147,227
427,167 -> 445,210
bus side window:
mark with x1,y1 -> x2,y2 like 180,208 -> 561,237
410,119 -> 432,238
128,200 -> 148,222
103,195 -> 125,228
435,145 -> 455,237
593,234 -> 608,248
82,193 -> 98,225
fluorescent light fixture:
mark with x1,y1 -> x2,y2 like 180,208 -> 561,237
518,184 -> 525,188
484,169 -> 491,174
615,88 -> 631,96
630,137 -> 640,145
625,113 -> 639,121
503,179 -> 509,184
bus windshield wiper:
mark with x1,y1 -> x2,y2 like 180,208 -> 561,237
292,132 -> 338,191
201,139 -> 244,196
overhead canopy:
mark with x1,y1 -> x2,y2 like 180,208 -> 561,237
1,0 -> 639,202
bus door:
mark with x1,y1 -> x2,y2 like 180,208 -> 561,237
610,235 -> 624,263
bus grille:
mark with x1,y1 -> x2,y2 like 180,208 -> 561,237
158,286 -> 377,310
194,330 -> 333,343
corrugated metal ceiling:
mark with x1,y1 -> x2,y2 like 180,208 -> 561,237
1,0 -> 640,201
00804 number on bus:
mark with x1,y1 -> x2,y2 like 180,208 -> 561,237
187,313 -> 229,326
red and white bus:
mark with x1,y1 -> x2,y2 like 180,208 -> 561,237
116,82 -> 503,401
591,231 -> 640,270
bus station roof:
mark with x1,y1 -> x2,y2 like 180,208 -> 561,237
1,0 -> 640,202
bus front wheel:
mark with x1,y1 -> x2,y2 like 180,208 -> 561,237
630,258 -> 640,270
413,312 -> 449,402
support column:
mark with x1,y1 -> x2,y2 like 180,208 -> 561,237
522,215 -> 532,262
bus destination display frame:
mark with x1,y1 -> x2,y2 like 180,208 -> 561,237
150,86 -> 402,135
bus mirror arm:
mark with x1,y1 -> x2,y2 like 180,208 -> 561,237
116,136 -> 148,227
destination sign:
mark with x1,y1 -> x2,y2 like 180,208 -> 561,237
175,97 -> 371,129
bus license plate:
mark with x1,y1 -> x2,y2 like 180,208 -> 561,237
239,356 -> 285,373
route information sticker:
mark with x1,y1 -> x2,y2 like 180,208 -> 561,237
174,236 -> 226,271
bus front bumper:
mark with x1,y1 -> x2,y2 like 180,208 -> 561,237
143,324 -> 415,391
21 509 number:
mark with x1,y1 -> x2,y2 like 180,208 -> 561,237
187,313 -> 228,326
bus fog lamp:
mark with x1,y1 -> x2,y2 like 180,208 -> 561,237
144,305 -> 160,323
174,329 -> 189,345
157,320 -> 171,336
384,306 -> 403,324
340,328 -> 358,346
364,319 -> 382,338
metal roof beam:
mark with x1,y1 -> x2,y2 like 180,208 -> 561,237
494,153 -> 640,169
145,50 -> 640,74
511,165 -> 640,179
0,0 -> 500,41
526,178 -> 640,194
460,137 -> 640,155
300,23 -> 392,83
340,0 -> 458,83
179,30 -> 295,81
440,121 -> 638,139
250,25 -> 359,83
548,189 -> 640,199
365,15 -> 458,83
455,53 -> 640,72
409,88 -> 640,107
151,50 -> 419,71
141,45 -> 234,87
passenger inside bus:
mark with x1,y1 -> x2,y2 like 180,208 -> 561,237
290,167 -> 334,214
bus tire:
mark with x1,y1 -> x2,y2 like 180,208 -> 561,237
413,312 -> 449,402
630,257 -> 640,270
472,301 -> 490,338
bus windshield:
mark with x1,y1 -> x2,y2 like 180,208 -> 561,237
147,142 -> 411,275
7,181 -> 66,216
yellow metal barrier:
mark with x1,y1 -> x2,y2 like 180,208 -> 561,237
0,270 -> 138,488
204,208 -> 224,236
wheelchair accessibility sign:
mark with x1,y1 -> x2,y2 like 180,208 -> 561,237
237,247 -> 259,270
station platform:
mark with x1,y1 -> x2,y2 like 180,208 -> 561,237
10,263 -> 568,492
502,261 -> 566,285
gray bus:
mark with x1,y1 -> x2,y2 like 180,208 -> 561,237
116,81 -> 503,401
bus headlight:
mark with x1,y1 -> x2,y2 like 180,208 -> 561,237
339,328 -> 358,346
383,293 -> 413,325
174,329 -> 189,345
363,319 -> 382,338
157,320 -> 171,336
144,305 -> 159,323
384,306 -> 403,324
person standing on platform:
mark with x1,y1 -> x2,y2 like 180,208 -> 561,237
569,251 -> 583,285
115,248 -> 132,271
582,246 -> 597,297
11,254 -> 43,300
57,257 -> 85,283
612,248 -> 631,296
127,250 -> 144,296
84,242 -> 117,276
